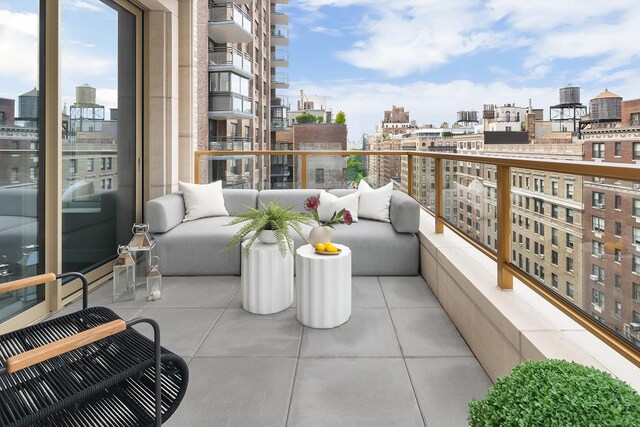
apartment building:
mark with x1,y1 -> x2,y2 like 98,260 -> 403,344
207,0 -> 288,190
581,111 -> 640,344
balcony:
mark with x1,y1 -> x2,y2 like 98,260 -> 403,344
271,117 -> 288,131
209,136 -> 252,152
271,47 -> 289,68
271,26 -> 289,46
270,163 -> 291,177
208,92 -> 253,120
271,72 -> 289,89
208,3 -> 253,44
270,10 -> 288,26
208,47 -> 253,79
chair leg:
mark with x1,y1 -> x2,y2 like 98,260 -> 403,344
127,318 -> 162,426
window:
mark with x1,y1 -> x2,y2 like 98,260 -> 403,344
615,142 -> 622,157
592,241 -> 604,257
591,264 -> 605,282
551,204 -> 558,218
615,195 -> 621,210
592,143 -> 605,158
615,221 -> 621,236
566,282 -> 574,298
615,249 -> 622,263
87,159 -> 94,172
551,273 -> 558,288
634,142 -> 640,160
551,181 -> 558,196
551,228 -> 558,245
592,216 -> 605,233
635,311 -> 640,324
634,199 -> 640,217
69,159 -> 77,175
592,289 -> 605,309
566,183 -> 574,199
566,257 -> 574,273
633,283 -> 640,302
551,250 -> 558,265
592,192 -> 604,208
10,168 -> 19,182
615,275 -> 622,291
632,227 -> 640,246
534,199 -> 544,214
525,237 -> 530,251
315,168 -> 324,184
566,208 -> 574,224
615,301 -> 622,317
566,233 -> 574,249
634,255 -> 640,274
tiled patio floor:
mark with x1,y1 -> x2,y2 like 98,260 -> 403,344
56,275 -> 492,427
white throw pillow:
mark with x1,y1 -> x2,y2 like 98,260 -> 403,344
357,180 -> 392,222
317,190 -> 359,223
179,180 -> 228,222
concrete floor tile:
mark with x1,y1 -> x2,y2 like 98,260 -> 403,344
380,276 -> 440,308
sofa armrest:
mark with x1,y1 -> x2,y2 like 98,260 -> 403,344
146,193 -> 185,233
389,191 -> 420,233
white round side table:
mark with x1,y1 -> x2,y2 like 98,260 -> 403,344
295,244 -> 352,328
241,241 -> 294,314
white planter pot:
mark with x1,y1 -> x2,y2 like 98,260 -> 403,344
258,229 -> 278,244
308,226 -> 334,246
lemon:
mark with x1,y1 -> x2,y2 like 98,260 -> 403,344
325,243 -> 337,252
315,243 -> 326,252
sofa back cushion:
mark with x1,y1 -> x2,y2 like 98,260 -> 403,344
146,189 -> 259,233
0,188 -> 37,218
258,189 -> 321,213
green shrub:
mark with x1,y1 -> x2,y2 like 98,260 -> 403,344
468,359 -> 640,427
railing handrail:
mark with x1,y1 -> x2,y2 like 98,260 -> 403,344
196,149 -> 639,181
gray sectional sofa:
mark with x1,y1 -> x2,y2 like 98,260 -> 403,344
146,189 -> 420,276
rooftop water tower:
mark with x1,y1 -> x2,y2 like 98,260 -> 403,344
550,85 -> 587,133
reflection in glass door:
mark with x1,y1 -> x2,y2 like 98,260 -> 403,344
0,0 -> 43,322
61,0 -> 136,275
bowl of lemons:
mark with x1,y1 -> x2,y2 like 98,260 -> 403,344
314,242 -> 341,255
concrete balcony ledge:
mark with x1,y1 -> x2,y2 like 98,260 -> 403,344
418,210 -> 640,391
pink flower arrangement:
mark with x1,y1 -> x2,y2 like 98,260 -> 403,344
304,196 -> 352,228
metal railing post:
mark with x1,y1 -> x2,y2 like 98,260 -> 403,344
434,157 -> 444,234
406,154 -> 413,197
496,164 -> 513,290
301,154 -> 307,189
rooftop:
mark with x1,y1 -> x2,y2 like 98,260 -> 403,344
54,274 -> 491,426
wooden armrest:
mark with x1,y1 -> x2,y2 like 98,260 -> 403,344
6,319 -> 126,374
0,273 -> 57,295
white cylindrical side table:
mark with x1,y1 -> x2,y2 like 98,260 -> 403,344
241,241 -> 294,314
296,244 -> 352,328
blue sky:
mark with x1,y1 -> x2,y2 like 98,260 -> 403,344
285,0 -> 640,140
0,0 -> 118,119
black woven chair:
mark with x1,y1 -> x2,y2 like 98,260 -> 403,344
0,272 -> 189,426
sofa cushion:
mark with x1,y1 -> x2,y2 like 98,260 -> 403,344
331,220 -> 419,275
318,190 -> 360,223
179,181 -> 228,221
357,181 -> 392,222
389,191 -> 420,234
223,189 -> 259,216
146,193 -> 186,234
152,216 -> 245,276
258,189 -> 321,213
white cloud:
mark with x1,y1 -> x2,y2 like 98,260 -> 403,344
63,0 -> 106,13
0,10 -> 38,83
310,26 -> 343,36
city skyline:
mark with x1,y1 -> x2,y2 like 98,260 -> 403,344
286,0 -> 640,138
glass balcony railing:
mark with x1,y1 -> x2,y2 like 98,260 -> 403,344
208,93 -> 253,118
208,3 -> 252,34
271,117 -> 288,131
271,47 -> 288,64
209,136 -> 251,152
271,26 -> 289,39
271,96 -> 289,108
194,148 -> 640,368
208,48 -> 252,77
271,73 -> 288,86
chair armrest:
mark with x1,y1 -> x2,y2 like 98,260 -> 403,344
0,273 -> 56,295
146,193 -> 185,233
389,191 -> 420,233
4,319 -> 126,374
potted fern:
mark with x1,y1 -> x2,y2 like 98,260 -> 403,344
225,201 -> 315,257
